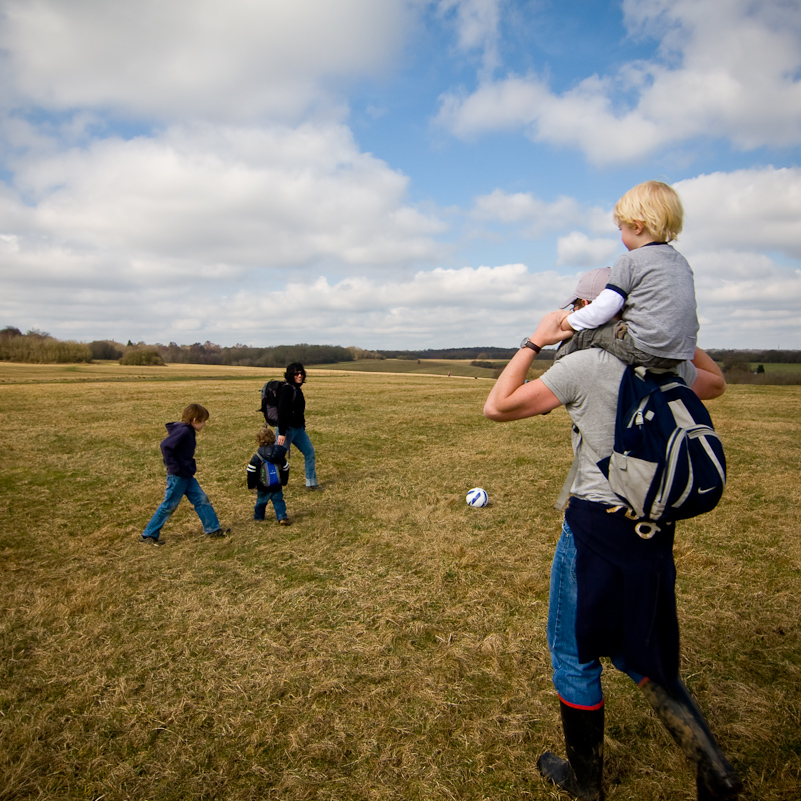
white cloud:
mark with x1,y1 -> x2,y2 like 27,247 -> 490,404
437,75 -> 547,139
0,250 -> 583,347
210,263 -> 582,346
437,0 -> 504,77
676,167 -> 801,260
3,122 -> 447,271
693,254 -> 801,347
436,0 -> 801,163
471,189 -> 582,236
673,167 -> 801,345
0,1 -> 799,351
556,232 -> 620,267
0,0 -> 411,122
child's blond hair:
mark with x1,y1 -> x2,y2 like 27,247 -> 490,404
256,427 -> 276,447
181,403 -> 210,424
613,180 -> 683,242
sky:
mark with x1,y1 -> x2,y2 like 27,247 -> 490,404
1,0 -> 800,351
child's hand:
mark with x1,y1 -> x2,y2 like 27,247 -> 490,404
529,311 -> 575,347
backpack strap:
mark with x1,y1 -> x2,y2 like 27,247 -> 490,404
554,426 -> 602,511
554,450 -> 579,512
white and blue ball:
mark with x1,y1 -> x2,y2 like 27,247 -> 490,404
466,487 -> 489,508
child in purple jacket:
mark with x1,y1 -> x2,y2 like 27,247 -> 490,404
140,403 -> 228,545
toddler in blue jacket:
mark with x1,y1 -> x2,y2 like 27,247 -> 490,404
246,426 -> 291,525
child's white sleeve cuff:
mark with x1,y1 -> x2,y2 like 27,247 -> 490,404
566,288 -> 625,331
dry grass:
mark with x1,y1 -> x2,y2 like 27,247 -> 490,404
0,363 -> 799,800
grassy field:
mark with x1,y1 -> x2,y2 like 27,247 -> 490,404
320,358 -> 801,383
314,358 -> 515,378
1,362 -> 799,800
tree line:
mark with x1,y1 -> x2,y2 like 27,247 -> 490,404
705,348 -> 801,364
0,327 -> 93,363
0,326 -> 526,366
2,326 -> 800,374
0,326 -> 359,367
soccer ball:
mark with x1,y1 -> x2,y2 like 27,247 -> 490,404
466,488 -> 488,507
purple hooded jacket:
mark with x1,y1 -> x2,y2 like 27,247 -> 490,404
160,422 -> 197,478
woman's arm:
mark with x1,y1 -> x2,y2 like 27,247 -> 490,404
484,311 -> 569,421
691,348 -> 726,400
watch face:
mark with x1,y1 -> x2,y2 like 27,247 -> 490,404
520,337 -> 530,349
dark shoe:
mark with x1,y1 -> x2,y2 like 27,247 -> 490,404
537,701 -> 604,801
305,484 -> 324,491
206,528 -> 230,538
278,518 -> 291,526
253,516 -> 265,521
138,535 -> 162,545
640,678 -> 742,800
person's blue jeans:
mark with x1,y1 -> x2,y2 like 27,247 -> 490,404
547,520 -> 644,708
254,487 -> 288,521
278,426 -> 317,486
143,474 -> 221,539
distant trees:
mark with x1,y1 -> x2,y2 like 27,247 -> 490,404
2,322 -> 800,379
0,327 -> 92,363
376,346 -> 558,362
721,357 -> 751,375
120,348 -> 165,366
150,342 -> 354,367
707,348 -> 801,364
347,346 -> 384,360
88,340 -> 124,360
379,346 -> 522,360
0,327 -> 358,367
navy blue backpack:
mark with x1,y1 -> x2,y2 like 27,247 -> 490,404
597,366 -> 726,524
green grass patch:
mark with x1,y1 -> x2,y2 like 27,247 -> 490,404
0,363 -> 799,800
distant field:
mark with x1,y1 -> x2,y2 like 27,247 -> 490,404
1,362 -> 799,800
316,357 -> 549,378
746,362 -> 801,373
321,357 -> 801,381
320,358 -> 499,377
0,359 -> 538,384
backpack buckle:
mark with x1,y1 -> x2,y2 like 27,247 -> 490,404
635,521 -> 660,539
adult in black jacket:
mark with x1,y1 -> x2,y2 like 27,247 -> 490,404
275,363 -> 320,490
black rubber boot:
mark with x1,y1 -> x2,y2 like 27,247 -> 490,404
640,678 -> 743,800
537,701 -> 604,801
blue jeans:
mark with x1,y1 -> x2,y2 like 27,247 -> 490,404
143,474 -> 221,539
278,426 -> 317,486
547,520 -> 644,708
254,488 -> 287,521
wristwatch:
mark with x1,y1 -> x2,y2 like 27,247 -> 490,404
520,337 -> 541,354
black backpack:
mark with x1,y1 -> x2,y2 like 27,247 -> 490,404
259,380 -> 284,426
597,366 -> 726,525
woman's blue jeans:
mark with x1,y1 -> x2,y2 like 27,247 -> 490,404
278,426 -> 317,486
547,520 -> 644,708
143,474 -> 221,538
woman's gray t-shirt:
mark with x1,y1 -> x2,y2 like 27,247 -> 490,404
540,349 -> 697,505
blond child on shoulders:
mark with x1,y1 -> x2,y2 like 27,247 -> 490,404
557,181 -> 699,370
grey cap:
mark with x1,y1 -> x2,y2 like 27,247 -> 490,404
562,267 -> 611,307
